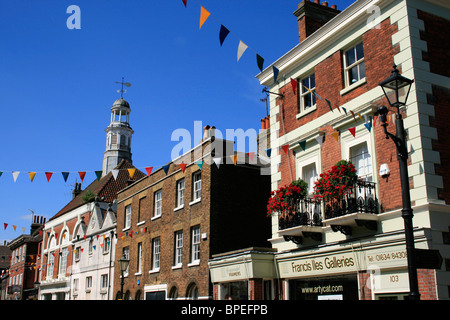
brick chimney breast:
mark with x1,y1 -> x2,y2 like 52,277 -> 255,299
293,0 -> 341,43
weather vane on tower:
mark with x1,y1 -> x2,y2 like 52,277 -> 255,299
115,77 -> 132,98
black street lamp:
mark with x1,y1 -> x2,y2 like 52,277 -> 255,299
118,254 -> 129,300
378,65 -> 419,300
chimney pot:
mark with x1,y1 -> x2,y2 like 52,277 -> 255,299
331,4 -> 337,9
322,1 -> 328,6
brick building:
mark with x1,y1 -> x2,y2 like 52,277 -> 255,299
38,97 -> 145,300
0,241 -> 11,300
210,0 -> 450,300
113,132 -> 271,300
5,216 -> 45,300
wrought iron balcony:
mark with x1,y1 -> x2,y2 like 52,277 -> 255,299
278,198 -> 323,230
323,179 -> 378,219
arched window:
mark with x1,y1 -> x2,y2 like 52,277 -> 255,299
186,283 -> 199,300
135,290 -> 142,300
168,286 -> 178,300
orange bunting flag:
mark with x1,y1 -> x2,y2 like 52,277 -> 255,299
179,163 -> 187,173
281,144 -> 289,155
45,172 -> 53,182
349,127 -> 356,137
199,6 -> 210,29
78,171 -> 86,182
332,132 -> 340,142
230,154 -> 238,166
128,168 -> 136,179
28,172 -> 36,182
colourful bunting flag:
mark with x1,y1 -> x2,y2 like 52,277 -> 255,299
342,107 -> 347,115
325,99 -> 333,112
265,148 -> 272,157
273,66 -> 279,83
45,172 -> 53,182
364,122 -> 372,132
195,160 -> 204,169
12,171 -> 19,183
248,152 -> 255,162
332,132 -> 340,142
128,168 -> 136,179
281,144 -> 289,154
78,171 -> 86,182
290,78 -> 297,94
219,25 -> 230,46
28,172 -> 36,182
62,172 -> 69,182
4,223 -> 8,230
13,225 -> 17,231
230,155 -> 238,166
237,41 -> 248,61
145,167 -> 153,176
315,135 -> 324,146
95,171 -> 102,181
179,163 -> 187,173
112,169 -> 119,180
298,140 -> 306,151
199,6 -> 210,29
256,54 -> 264,72
213,158 -> 221,168
0,171 -> 2,178
182,0 -> 187,7
349,127 -> 356,137
162,164 -> 170,174
350,110 -> 357,122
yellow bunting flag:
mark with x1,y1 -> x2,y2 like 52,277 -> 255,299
199,6 -> 210,29
28,172 -> 36,182
128,168 -> 136,179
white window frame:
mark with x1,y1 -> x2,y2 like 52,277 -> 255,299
176,179 -> 185,210
136,242 -> 143,275
102,237 -> 110,254
298,73 -> 317,116
122,246 -> 129,277
124,205 -> 132,230
173,230 -> 183,268
189,226 -> 200,266
101,274 -> 108,289
343,42 -> 365,88
150,238 -> 161,272
59,247 -> 68,277
153,190 -> 162,219
192,172 -> 202,203
47,251 -> 55,278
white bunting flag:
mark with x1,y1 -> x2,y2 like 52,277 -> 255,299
12,171 -> 20,182
112,169 -> 119,180
213,157 -> 222,169
237,41 -> 248,62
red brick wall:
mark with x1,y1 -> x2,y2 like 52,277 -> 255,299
418,268 -> 437,300
248,279 -> 263,300
417,10 -> 450,78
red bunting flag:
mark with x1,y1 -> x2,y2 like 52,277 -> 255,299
145,167 -> 153,176
45,172 -> 53,182
182,0 -> 187,7
281,144 -> 289,155
290,78 -> 297,94
350,110 -> 357,122
179,163 -> 187,173
78,171 -> 86,182
349,127 -> 356,137
248,152 -> 255,162
3,223 -> 7,230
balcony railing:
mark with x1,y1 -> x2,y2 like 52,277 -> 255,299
278,198 -> 322,230
323,180 -> 378,220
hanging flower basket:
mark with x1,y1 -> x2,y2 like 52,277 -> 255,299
313,160 -> 357,202
267,179 -> 308,217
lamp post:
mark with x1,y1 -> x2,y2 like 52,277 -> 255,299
118,254 -> 129,300
378,65 -> 419,300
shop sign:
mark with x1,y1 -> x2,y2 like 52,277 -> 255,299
366,246 -> 408,269
210,264 -> 249,282
279,252 -> 358,278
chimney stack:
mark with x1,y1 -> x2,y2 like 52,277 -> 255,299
72,183 -> 82,199
293,0 -> 340,43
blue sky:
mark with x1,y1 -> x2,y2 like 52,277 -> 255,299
0,0 -> 354,242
